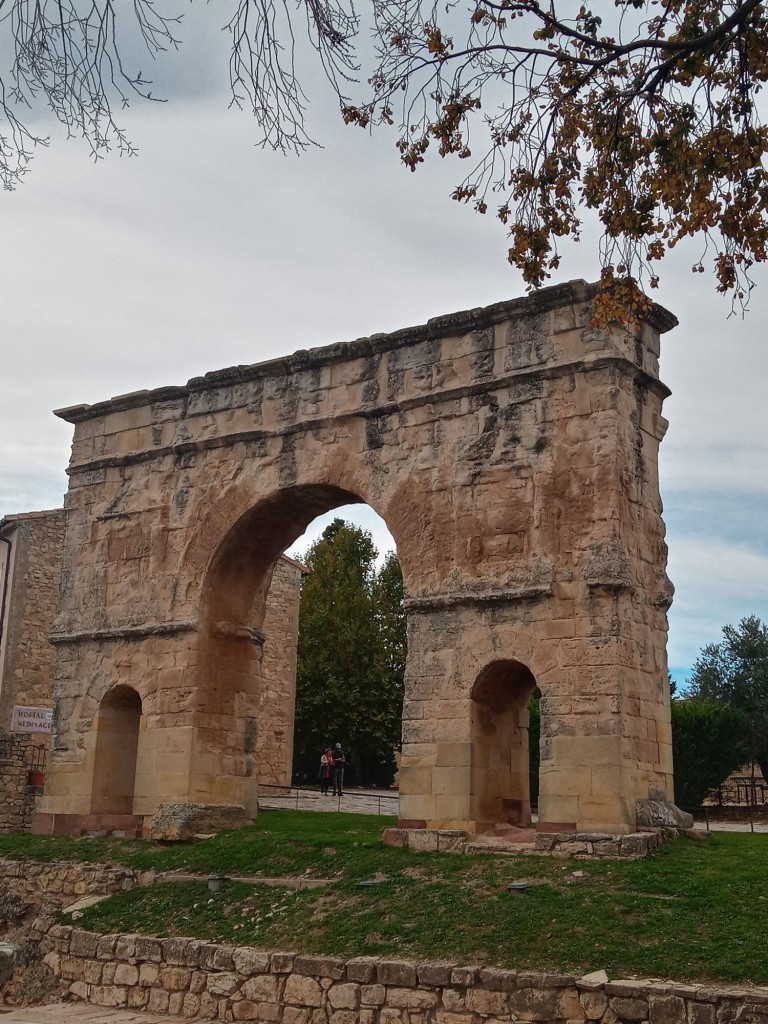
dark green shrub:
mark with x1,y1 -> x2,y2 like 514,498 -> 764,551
671,699 -> 749,808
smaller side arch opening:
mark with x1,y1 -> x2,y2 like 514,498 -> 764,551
471,659 -> 537,832
90,685 -> 142,815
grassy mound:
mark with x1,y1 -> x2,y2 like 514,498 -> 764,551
2,812 -> 766,985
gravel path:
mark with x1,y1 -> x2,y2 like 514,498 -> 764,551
260,788 -> 768,832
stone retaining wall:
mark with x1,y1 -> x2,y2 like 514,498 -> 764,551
533,831 -> 665,858
384,828 -> 665,859
0,734 -> 44,834
0,859 -> 141,907
32,924 -> 768,1024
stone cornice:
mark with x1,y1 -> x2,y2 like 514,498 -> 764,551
54,279 -> 676,426
64,353 -> 671,477
49,621 -> 198,645
404,584 -> 552,612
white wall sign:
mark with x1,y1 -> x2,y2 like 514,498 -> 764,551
11,705 -> 53,734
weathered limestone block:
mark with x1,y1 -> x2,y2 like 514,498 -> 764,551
649,994 -> 687,1024
206,970 -> 239,995
159,964 -> 192,991
612,996 -> 650,1021
328,983 -> 361,1010
147,987 -> 170,1013
139,962 -> 159,987
451,967 -> 480,986
689,1004 -> 718,1024
243,974 -> 282,1003
284,974 -> 323,1007
101,963 -> 118,985
478,968 -> 518,991
347,959 -> 378,984
114,935 -> 135,960
295,955 -> 346,979
69,930 -> 99,957
442,989 -> 467,1012
508,985 -> 581,1019
233,947 -> 271,975
232,1000 -> 260,1021
377,960 -> 418,986
113,963 -> 139,986
90,984 -> 128,1007
361,985 -> 387,1006
329,1012 -> 358,1024
160,937 -> 188,965
284,1008 -> 311,1024
418,963 -> 454,986
435,1012 -> 475,1024
127,986 -> 149,1008
581,990 -> 609,1019
258,1003 -> 285,1021
385,987 -> 440,1010
145,802 -> 250,840
198,990 -> 220,1019
271,952 -> 297,973
635,799 -> 694,830
69,980 -> 88,1000
134,936 -> 161,962
465,989 -> 511,1015
183,993 -> 202,1018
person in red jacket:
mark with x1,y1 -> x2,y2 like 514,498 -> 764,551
318,748 -> 333,795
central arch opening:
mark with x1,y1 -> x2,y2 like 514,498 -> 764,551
288,511 -> 405,791
197,483 -> 407,814
471,659 -> 537,832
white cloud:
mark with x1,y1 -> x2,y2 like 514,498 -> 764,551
667,536 -> 768,673
1,27 -> 767,682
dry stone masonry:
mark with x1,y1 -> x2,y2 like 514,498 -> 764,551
31,925 -> 768,1024
0,733 -> 46,834
0,858 -> 141,907
0,510 -> 65,731
36,279 -> 678,837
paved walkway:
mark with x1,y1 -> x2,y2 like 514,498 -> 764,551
0,1006 -> 196,1023
258,787 -> 397,816
693,819 -> 768,833
260,788 -> 768,832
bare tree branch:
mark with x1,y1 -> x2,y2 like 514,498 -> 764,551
3,1 -> 768,317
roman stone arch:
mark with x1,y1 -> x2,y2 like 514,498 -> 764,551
36,279 -> 678,837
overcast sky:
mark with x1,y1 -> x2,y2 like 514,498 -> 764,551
1,7 -> 766,685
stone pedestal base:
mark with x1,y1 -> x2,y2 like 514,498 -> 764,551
383,826 -> 672,859
30,812 -> 144,838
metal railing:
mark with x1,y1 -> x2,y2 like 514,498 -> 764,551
258,786 -> 398,816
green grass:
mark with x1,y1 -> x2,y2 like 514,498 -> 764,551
3,813 -> 768,985
0,812 -> 401,878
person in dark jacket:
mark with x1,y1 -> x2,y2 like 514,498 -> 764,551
331,743 -> 346,796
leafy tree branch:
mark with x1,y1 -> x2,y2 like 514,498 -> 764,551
4,1 -> 768,317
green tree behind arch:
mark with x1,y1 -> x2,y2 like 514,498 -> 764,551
292,519 -> 405,787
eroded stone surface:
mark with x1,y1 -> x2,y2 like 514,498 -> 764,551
635,799 -> 694,830
39,279 -> 678,836
145,803 -> 250,842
